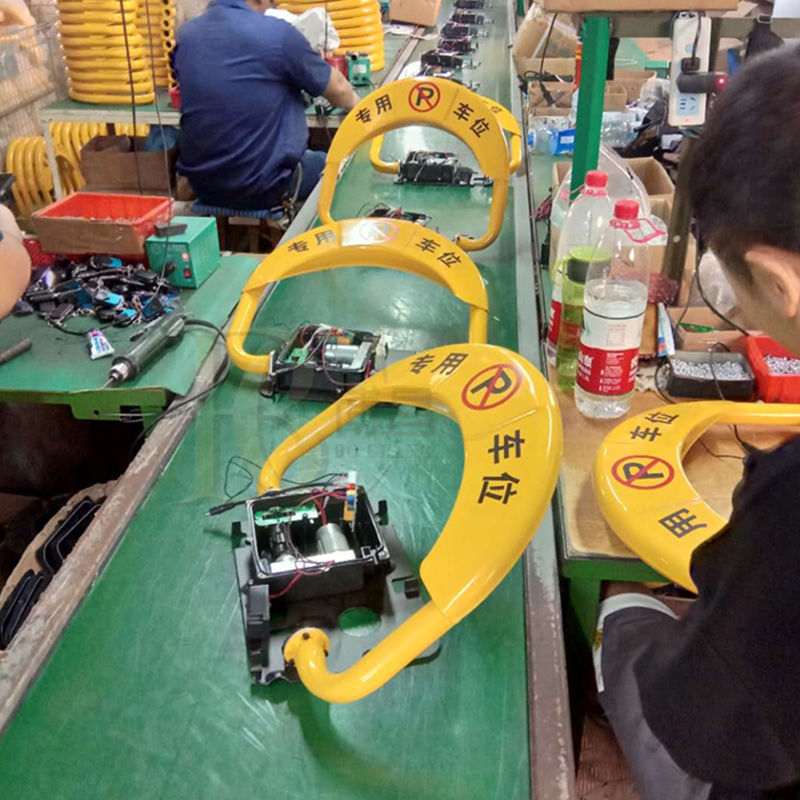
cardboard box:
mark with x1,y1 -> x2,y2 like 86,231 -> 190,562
389,0 -> 441,27
608,69 -> 657,103
81,136 -> 176,195
667,306 -> 747,351
542,0 -> 736,11
551,157 -> 674,210
512,3 -> 578,77
529,80 -> 627,113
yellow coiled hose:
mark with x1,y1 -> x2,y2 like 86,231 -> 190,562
5,123 -> 107,216
56,0 -> 156,103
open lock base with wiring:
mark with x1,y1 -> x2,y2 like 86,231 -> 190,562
232,484 -> 438,685
398,151 -> 492,186
260,323 -> 387,402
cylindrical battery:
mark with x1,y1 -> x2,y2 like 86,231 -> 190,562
315,523 -> 350,555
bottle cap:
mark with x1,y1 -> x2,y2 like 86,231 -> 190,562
614,199 -> 639,220
566,247 -> 610,283
585,170 -> 608,189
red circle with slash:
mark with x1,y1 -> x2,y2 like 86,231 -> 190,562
461,363 -> 522,410
611,455 -> 675,490
408,82 -> 441,113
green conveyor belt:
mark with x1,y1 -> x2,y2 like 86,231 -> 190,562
0,7 -> 534,798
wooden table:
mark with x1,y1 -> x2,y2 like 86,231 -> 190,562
555,377 -> 798,650
554,374 -> 799,748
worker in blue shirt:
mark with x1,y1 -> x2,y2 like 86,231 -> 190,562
174,0 -> 360,210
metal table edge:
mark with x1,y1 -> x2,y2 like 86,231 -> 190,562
510,1 -> 577,793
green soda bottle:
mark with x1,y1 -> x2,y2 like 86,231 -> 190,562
556,246 -> 610,391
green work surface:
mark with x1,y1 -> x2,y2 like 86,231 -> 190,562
0,254 -> 259,412
41,92 -> 178,119
0,8 -> 532,798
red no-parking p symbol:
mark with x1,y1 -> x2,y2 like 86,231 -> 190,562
461,364 -> 522,411
408,82 -> 441,113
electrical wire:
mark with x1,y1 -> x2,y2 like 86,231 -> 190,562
691,12 -> 704,62
706,342 -> 758,454
140,0 -> 175,310
118,0 -> 143,194
695,248 -> 750,336
535,14 -> 558,108
654,358 -> 746,463
94,318 -> 229,436
539,13 -> 558,79
206,472 -> 347,516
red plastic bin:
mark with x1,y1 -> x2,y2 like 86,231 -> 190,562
745,335 -> 800,403
32,192 -> 171,256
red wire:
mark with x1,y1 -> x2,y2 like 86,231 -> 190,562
268,485 -> 347,599
269,571 -> 304,599
310,494 -> 327,525
269,560 -> 335,598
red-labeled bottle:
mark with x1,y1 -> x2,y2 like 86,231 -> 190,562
545,169 -> 613,367
575,199 -> 657,418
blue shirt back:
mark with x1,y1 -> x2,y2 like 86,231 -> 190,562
175,0 -> 331,207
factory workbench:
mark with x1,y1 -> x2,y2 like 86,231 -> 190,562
41,23 -> 412,198
0,5 -> 574,799
0,254 -> 259,419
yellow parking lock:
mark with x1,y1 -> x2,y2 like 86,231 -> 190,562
57,0 -> 140,9
328,15 -> 383,29
332,32 -> 383,45
69,89 -> 156,104
260,343 -> 562,702
227,218 -> 489,375
6,140 -> 34,216
369,92 -> 522,176
594,401 -> 800,591
280,5 -> 376,21
281,0 -> 377,8
319,78 -> 509,251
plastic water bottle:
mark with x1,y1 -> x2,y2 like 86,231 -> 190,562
575,199 -> 655,418
556,247 -> 610,390
545,170 -> 613,366
600,112 -> 638,148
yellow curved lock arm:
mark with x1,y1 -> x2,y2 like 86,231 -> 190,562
367,93 -> 522,176
594,401 -> 800,591
226,218 -> 489,374
284,605 -> 452,704
319,78 -> 510,251
259,343 -> 562,701
480,95 -> 522,173
368,136 -> 399,174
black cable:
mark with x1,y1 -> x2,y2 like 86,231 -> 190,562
534,14 -> 558,108
695,250 -> 750,336
539,13 -> 557,79
691,12 -> 704,62
655,358 -> 745,463
118,0 -> 143,194
141,0 -> 175,314
95,319 -> 229,457
653,358 -> 675,404
206,472 -> 347,516
706,342 -> 759,455
224,455 -> 263,500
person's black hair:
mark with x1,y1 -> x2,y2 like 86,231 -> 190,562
690,43 -> 800,284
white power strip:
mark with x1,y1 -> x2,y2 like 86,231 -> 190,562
668,12 -> 712,127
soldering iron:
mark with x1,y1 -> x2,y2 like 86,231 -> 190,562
106,312 -> 187,385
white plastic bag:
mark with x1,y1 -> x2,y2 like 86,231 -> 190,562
551,144 -> 651,228
265,7 -> 340,52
